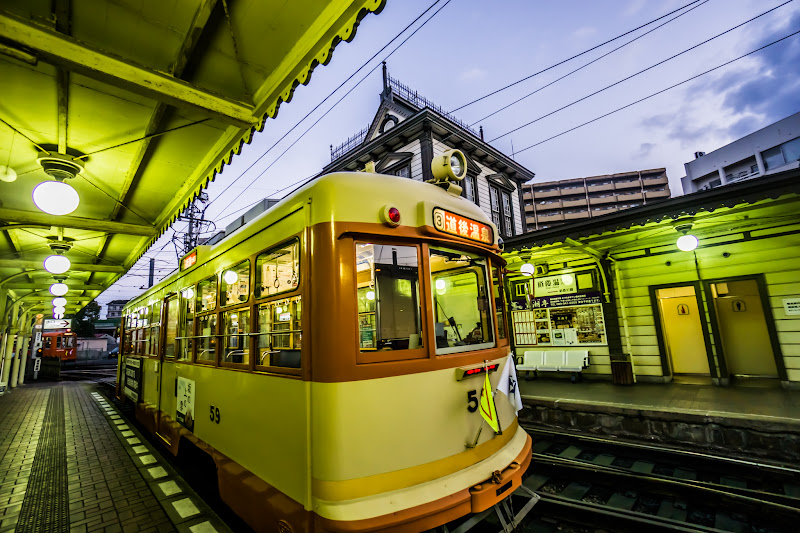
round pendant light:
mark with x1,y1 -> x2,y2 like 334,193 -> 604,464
50,282 -> 69,296
53,305 -> 66,315
676,234 -> 699,252
44,254 -> 71,274
52,297 -> 67,307
33,181 -> 80,216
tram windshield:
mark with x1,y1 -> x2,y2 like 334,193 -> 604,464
430,247 -> 494,354
356,243 -> 423,351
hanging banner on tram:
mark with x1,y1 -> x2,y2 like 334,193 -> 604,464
123,358 -> 142,402
432,208 -> 493,244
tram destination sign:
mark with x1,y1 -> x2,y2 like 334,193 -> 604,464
432,208 -> 493,244
180,249 -> 198,271
124,358 -> 142,402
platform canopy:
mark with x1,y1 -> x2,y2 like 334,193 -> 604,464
0,0 -> 386,316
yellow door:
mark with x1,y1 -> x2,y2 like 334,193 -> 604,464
657,286 -> 710,375
712,280 -> 778,378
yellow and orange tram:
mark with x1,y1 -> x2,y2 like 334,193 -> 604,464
117,154 -> 532,532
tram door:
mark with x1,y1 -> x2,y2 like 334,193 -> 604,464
158,295 -> 178,445
656,286 -> 711,376
711,280 -> 778,378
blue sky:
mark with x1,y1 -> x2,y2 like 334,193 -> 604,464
99,0 -> 800,308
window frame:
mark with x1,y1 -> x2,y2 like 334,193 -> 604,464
220,304 -> 253,369
255,238 -> 301,300
220,259 -> 251,308
255,295 -> 303,375
354,239 -> 429,364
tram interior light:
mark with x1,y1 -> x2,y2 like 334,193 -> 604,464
224,270 -> 239,284
44,254 -> 71,274
520,263 -> 534,276
365,291 -> 375,301
52,297 -> 67,307
183,287 -> 194,299
33,180 -> 80,216
50,283 -> 69,296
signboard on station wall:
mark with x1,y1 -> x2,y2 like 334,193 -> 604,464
44,319 -> 72,329
123,358 -> 142,402
533,274 -> 577,297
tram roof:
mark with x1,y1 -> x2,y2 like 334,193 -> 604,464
0,0 -> 387,316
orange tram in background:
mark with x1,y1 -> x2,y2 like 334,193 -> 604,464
40,331 -> 77,362
116,151 -> 536,532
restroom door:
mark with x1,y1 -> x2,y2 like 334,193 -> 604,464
656,286 -> 710,375
711,280 -> 778,378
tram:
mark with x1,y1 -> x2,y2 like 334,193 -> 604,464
40,331 -> 77,362
117,151 -> 533,532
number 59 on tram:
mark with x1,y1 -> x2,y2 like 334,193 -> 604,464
117,150 -> 532,532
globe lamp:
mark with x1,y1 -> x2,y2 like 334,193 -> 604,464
44,254 -> 71,274
33,180 -> 80,216
50,283 -> 69,296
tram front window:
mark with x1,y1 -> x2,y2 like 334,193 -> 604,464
430,248 -> 494,354
356,243 -> 423,351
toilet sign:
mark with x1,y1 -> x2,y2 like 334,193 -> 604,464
677,304 -> 690,315
732,300 -> 746,312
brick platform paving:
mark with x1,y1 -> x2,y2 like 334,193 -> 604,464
0,383 -> 231,533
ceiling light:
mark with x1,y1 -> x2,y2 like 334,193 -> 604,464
44,254 -> 71,274
561,273 -> 574,285
520,263 -> 534,276
53,305 -> 66,314
223,270 -> 238,284
0,165 -> 17,183
33,180 -> 80,215
366,290 -> 376,300
183,287 -> 194,299
52,297 -> 67,307
677,234 -> 699,251
50,283 -> 69,296
54,312 -> 64,319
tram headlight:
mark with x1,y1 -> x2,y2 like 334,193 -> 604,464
431,149 -> 467,182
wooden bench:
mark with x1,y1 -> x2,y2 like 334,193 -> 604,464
516,349 -> 589,382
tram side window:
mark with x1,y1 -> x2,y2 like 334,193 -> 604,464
492,265 -> 507,341
150,300 -> 162,355
355,243 -> 423,352
196,314 -> 217,362
257,296 -> 301,368
223,309 -> 250,364
256,240 -> 299,298
164,296 -> 178,357
56,336 -> 62,349
65,336 -> 74,349
221,260 -> 250,306
179,289 -> 195,361
197,275 -> 218,313
430,247 -> 494,354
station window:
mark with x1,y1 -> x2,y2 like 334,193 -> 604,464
257,296 -> 301,369
195,314 -> 217,363
223,308 -> 250,365
221,260 -> 250,306
356,242 -> 423,355
256,240 -> 300,298
430,247 -> 494,355
197,275 -> 218,313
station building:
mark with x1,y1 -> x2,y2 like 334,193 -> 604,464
504,167 -> 800,389
322,64 -> 534,240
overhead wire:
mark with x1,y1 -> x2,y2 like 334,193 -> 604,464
469,0 -> 711,127
204,0 -> 449,213
512,28 -> 800,155
450,0 -> 704,112
487,0 -> 795,143
210,0 -> 454,221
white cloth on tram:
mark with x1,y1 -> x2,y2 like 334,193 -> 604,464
497,354 -> 524,414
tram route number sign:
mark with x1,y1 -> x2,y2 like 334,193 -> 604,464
124,358 -> 142,402
432,208 -> 493,244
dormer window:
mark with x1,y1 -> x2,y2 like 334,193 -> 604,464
379,114 -> 399,133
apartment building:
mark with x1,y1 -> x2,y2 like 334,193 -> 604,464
522,169 -> 671,230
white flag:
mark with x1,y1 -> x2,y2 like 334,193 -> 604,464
496,354 -> 523,413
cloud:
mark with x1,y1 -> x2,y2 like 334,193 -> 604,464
459,67 -> 488,82
572,27 -> 597,40
636,142 -> 656,158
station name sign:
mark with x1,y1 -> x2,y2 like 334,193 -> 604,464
432,208 -> 493,244
44,319 -> 72,329
181,249 -> 198,271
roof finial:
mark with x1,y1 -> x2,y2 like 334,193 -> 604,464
382,61 -> 389,96
479,126 -> 484,141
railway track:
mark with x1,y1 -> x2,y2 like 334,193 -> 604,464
518,425 -> 800,532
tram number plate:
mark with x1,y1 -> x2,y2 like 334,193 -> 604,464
467,390 -> 478,412
209,405 -> 221,424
